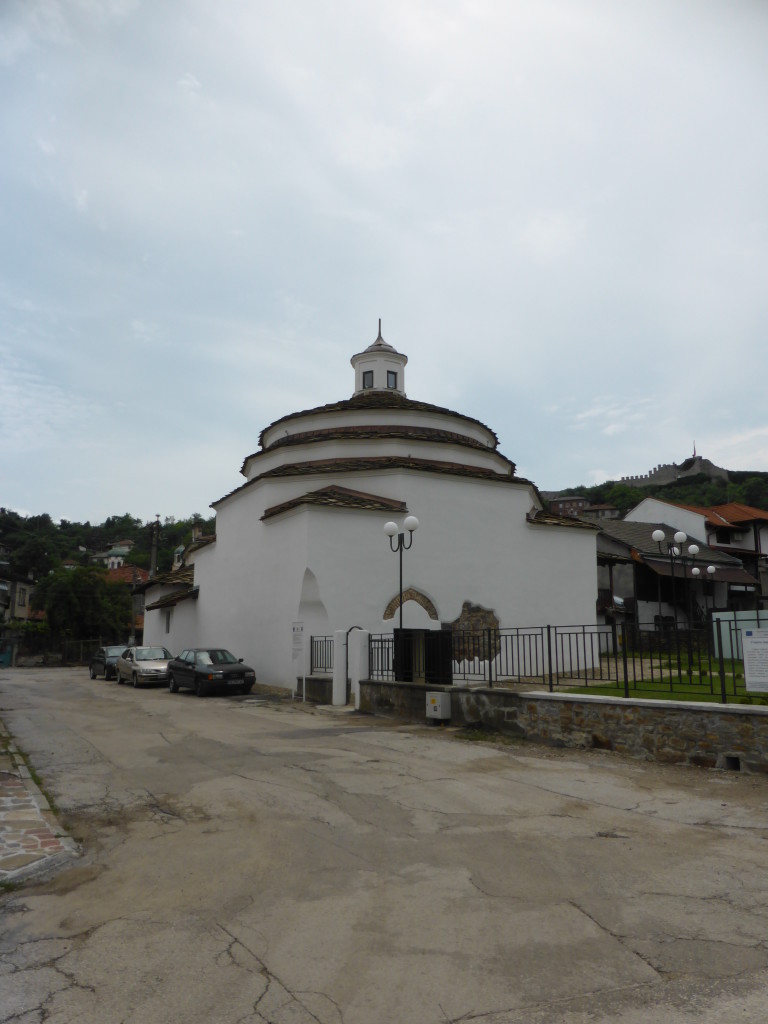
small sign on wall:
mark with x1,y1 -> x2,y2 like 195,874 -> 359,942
291,621 -> 304,655
742,629 -> 768,692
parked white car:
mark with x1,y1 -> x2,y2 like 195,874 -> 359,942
115,646 -> 173,687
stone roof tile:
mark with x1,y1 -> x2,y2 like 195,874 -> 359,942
242,424 -> 513,475
134,566 -> 194,594
262,485 -> 408,521
145,587 -> 199,611
213,456 -> 526,508
596,519 -> 742,563
526,510 -> 598,530
257,392 -> 500,449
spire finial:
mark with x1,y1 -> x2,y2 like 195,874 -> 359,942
377,318 -> 383,342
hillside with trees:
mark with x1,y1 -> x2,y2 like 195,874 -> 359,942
0,510 -> 217,658
5,469 -> 768,580
553,471 -> 768,517
0,509 -> 216,580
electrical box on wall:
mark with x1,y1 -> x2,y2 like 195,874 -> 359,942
426,691 -> 451,720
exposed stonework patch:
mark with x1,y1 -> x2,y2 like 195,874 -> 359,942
383,588 -> 439,621
450,601 -> 500,662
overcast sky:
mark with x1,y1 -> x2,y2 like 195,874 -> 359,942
2,0 -> 767,525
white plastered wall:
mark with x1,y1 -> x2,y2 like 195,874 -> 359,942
625,498 -> 708,542
147,468 -> 597,688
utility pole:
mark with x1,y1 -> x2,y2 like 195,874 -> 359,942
149,514 -> 160,578
128,563 -> 137,645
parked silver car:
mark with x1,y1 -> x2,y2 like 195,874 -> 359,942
115,646 -> 173,687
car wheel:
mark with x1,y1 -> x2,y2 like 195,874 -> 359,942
194,677 -> 207,698
116,670 -> 122,684
89,666 -> 97,679
132,673 -> 139,688
169,673 -> 178,693
241,682 -> 253,695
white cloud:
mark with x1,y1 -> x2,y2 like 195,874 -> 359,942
177,72 -> 202,98
1,0 -> 767,518
0,23 -> 32,66
131,319 -> 161,344
519,211 -> 587,264
0,348 -> 88,453
707,428 -> 768,472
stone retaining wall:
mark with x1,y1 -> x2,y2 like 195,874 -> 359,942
358,680 -> 768,773
296,675 -> 350,704
296,675 -> 332,703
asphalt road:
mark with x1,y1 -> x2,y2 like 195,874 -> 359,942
2,667 -> 768,1024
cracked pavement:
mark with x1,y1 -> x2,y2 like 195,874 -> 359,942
1,668 -> 768,1023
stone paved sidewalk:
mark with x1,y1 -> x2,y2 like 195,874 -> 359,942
0,725 -> 78,883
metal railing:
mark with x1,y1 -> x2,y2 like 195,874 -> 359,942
369,634 -> 394,680
309,635 -> 334,674
0,634 -> 125,666
360,615 -> 767,703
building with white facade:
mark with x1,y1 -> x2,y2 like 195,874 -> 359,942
143,325 -> 598,688
625,496 -> 765,610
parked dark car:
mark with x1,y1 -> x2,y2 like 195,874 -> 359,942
167,648 -> 256,697
115,646 -> 173,687
89,645 -> 127,680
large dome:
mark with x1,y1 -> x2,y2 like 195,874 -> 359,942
213,328 -> 524,508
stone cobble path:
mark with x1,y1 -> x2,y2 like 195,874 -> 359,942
0,733 -> 78,882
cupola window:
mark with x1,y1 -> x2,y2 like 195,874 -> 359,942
362,370 -> 374,389
387,370 -> 397,389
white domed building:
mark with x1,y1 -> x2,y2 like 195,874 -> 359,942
143,324 -> 597,689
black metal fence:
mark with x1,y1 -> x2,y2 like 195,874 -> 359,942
0,633 -> 125,667
369,634 -> 394,680
357,614 -> 768,703
310,635 -> 334,675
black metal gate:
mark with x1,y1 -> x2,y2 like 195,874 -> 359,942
393,628 -> 453,684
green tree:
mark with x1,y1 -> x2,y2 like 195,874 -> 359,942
1,508 -> 216,582
740,476 -> 768,509
31,567 -> 131,642
9,536 -> 56,578
703,480 -> 730,506
602,483 -> 645,515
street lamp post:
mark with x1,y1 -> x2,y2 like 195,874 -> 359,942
652,528 -> 705,679
691,563 -> 717,615
651,529 -> 700,627
384,516 -> 419,630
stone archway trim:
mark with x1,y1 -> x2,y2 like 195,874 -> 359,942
383,588 -> 439,621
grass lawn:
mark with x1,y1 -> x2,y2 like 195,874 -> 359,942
564,683 -> 768,705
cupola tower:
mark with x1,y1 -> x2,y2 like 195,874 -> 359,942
350,320 -> 408,397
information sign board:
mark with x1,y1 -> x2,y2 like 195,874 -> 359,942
291,621 -> 304,653
742,629 -> 768,692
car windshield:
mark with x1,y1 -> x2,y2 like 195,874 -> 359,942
196,649 -> 237,666
105,646 -> 125,656
137,648 -> 171,661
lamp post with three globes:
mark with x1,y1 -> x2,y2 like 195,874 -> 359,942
651,529 -> 699,627
383,516 -> 419,631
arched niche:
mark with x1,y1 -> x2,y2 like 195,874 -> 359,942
298,568 -> 329,624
